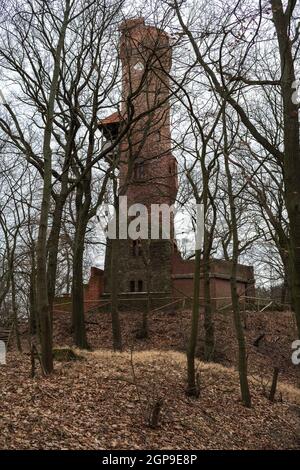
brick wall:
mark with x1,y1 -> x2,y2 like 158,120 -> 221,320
53,267 -> 104,314
83,267 -> 104,312
171,252 -> 255,309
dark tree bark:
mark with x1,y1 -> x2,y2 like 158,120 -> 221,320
271,0 -> 300,336
201,165 -> 216,361
47,173 -> 71,317
110,239 -> 123,351
223,111 -> 251,408
138,239 -> 151,339
269,367 -> 279,402
11,271 -> 21,352
110,181 -> 123,351
186,248 -> 201,397
71,184 -> 89,350
29,247 -> 39,338
35,0 -> 71,374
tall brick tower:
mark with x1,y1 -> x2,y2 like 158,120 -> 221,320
101,18 -> 178,304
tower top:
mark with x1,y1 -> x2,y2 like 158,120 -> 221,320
119,17 -> 145,32
119,16 -> 171,71
119,16 -> 170,40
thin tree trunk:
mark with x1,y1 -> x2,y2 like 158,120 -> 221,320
272,0 -> 300,338
66,249 -> 71,294
142,261 -> 151,338
201,167 -> 215,362
203,244 -> 214,361
223,111 -> 251,408
269,367 -> 279,402
29,273 -> 37,336
110,176 -> 122,351
71,212 -> 89,349
139,239 -> 151,339
11,271 -> 21,352
29,252 -> 40,341
186,248 -> 201,397
47,194 -> 67,317
110,237 -> 122,351
35,0 -> 71,374
47,119 -> 77,315
230,259 -> 251,407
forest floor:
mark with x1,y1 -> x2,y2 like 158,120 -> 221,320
1,309 -> 300,449
52,308 -> 299,386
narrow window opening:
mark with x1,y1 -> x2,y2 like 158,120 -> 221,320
130,280 -> 135,292
137,280 -> 143,292
134,161 -> 145,180
132,239 -> 142,256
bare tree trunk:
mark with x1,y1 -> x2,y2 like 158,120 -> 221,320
11,271 -> 21,352
47,119 -> 77,315
47,192 -> 67,317
201,165 -> 216,362
272,0 -> 300,337
186,248 -> 201,397
223,111 -> 251,408
269,367 -> 279,402
35,0 -> 71,374
138,239 -> 151,339
29,251 -> 39,339
110,175 -> 122,351
281,271 -> 289,306
185,161 -> 216,364
110,238 -> 122,351
230,257 -> 251,407
66,249 -> 71,294
142,262 -> 151,338
280,248 -> 293,307
29,273 -> 36,336
71,210 -> 89,349
202,229 -> 215,361
36,202 -> 54,374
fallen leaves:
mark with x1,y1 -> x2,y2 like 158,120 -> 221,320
0,349 -> 299,450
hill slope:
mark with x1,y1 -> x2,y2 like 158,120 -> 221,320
51,309 -> 299,385
1,349 -> 299,450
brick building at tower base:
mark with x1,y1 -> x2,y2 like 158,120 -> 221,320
54,256 -> 255,315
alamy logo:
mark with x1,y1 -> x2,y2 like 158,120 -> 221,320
291,340 -> 300,365
97,196 -> 204,250
0,340 -> 6,365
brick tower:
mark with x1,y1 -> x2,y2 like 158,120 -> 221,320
101,18 -> 178,304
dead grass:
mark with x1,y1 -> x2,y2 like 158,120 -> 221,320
84,348 -> 300,406
44,309 -> 300,387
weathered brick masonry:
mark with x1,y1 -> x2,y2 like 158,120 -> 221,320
102,17 -> 178,301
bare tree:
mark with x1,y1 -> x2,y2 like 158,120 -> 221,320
169,0 -> 300,337
222,109 -> 252,407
